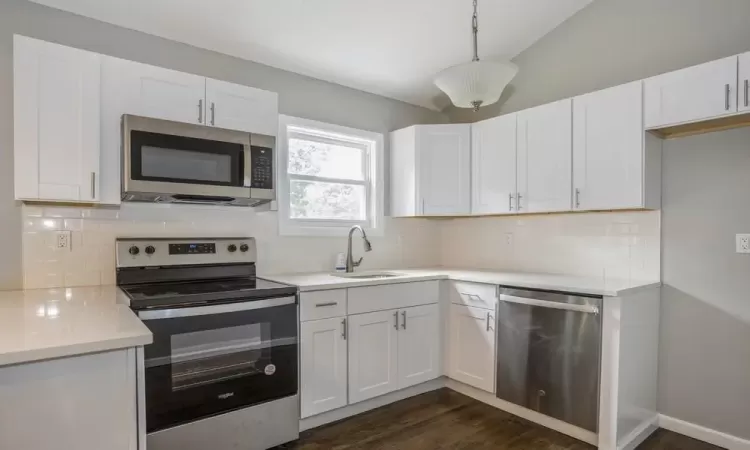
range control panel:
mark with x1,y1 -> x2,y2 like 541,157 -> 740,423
116,238 -> 256,268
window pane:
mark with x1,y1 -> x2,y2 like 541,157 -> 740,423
288,138 -> 364,180
290,180 -> 366,220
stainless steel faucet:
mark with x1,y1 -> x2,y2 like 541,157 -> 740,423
346,225 -> 372,273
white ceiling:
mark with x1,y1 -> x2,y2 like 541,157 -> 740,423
29,0 -> 592,111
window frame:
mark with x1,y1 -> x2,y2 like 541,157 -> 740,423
277,115 -> 384,237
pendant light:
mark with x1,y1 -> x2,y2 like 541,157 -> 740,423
434,0 -> 518,111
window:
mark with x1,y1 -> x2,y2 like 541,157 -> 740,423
278,115 -> 384,236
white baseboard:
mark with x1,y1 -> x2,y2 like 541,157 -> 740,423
617,416 -> 658,450
299,378 -> 444,432
659,415 -> 750,450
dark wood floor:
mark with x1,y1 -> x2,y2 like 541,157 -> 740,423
282,389 -> 723,450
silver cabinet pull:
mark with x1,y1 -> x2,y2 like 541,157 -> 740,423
210,102 -> 216,126
401,310 -> 406,330
516,193 -> 523,210
341,318 -> 347,340
315,302 -> 338,308
486,311 -> 492,332
745,79 -> 749,108
725,83 -> 731,111
393,311 -> 399,330
90,172 -> 96,199
198,99 -> 204,123
508,192 -> 513,211
575,188 -> 581,208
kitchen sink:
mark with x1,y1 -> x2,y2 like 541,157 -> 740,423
332,271 -> 403,279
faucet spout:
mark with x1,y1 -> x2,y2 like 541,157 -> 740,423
346,225 -> 372,273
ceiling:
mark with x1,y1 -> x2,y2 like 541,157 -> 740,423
29,0 -> 593,111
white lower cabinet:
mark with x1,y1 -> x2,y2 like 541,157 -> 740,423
347,309 -> 400,404
300,317 -> 348,418
448,304 -> 496,393
396,304 -> 440,389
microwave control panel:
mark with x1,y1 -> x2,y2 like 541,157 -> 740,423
250,146 -> 273,190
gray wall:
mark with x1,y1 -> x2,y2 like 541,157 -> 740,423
447,0 -> 750,122
447,0 -> 750,438
0,0 -> 445,290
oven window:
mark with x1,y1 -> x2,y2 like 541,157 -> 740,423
142,146 -> 233,183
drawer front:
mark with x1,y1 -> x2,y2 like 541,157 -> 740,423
348,281 -> 439,315
300,289 -> 347,321
450,281 -> 497,310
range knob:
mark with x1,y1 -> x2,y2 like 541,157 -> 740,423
227,244 -> 237,253
240,244 -> 249,253
145,246 -> 156,255
128,246 -> 140,255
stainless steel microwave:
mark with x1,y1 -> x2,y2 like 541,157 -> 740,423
121,115 -> 275,207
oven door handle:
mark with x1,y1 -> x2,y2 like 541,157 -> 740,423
137,296 -> 296,320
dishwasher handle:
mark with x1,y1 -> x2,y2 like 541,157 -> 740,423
499,294 -> 599,315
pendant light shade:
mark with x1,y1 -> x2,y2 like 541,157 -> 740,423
435,0 -> 518,111
434,60 -> 518,110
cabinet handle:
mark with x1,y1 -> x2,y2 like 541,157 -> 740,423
341,318 -> 347,340
210,102 -> 216,126
90,172 -> 96,199
198,99 -> 203,123
575,188 -> 581,208
315,302 -> 338,308
508,193 -> 514,211
486,311 -> 492,332
401,310 -> 407,330
516,193 -> 523,210
393,311 -> 399,330
745,79 -> 749,108
725,84 -> 731,111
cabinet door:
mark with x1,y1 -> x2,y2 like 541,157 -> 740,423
448,304 -> 495,393
417,124 -> 471,215
739,52 -> 750,113
205,78 -> 278,135
348,310 -> 399,403
397,304 -> 440,389
0,350 -> 136,450
101,56 -> 206,125
644,56 -> 738,128
300,317 -> 348,418
516,99 -> 572,213
471,115 -> 517,214
573,82 -> 644,210
14,36 -> 101,202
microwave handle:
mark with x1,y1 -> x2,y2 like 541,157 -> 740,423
244,146 -> 252,188
137,296 -> 296,320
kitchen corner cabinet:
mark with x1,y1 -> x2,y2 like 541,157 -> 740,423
448,303 -> 496,393
300,317 -> 348,419
516,99 -> 573,213
0,349 -> 138,450
390,124 -> 471,217
14,35 -> 101,203
573,81 -> 661,211
644,55 -> 738,129
471,114 -> 517,214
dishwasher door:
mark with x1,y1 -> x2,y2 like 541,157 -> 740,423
495,287 -> 602,432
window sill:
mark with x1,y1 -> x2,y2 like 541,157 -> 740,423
278,221 -> 385,237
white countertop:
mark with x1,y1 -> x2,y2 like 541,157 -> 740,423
261,268 -> 661,297
0,285 -> 152,367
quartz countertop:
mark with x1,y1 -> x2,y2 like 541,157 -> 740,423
261,268 -> 661,297
0,285 -> 152,367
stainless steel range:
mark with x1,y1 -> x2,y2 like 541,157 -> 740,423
116,237 -> 299,450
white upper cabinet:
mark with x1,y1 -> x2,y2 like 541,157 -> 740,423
516,99 -> 573,213
397,304 -> 440,390
573,81 -> 660,210
739,52 -> 750,113
205,78 -> 278,135
14,36 -> 101,203
447,304 -> 496,393
300,317 -> 348,419
390,124 -> 471,217
347,309 -> 399,404
644,56 -> 738,129
471,114 -> 517,214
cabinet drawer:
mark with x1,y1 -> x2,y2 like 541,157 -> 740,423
348,281 -> 439,315
450,281 -> 497,310
300,289 -> 347,321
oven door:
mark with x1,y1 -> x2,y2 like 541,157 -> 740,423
123,114 -> 252,199
137,296 -> 298,433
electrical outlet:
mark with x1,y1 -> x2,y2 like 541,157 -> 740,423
56,231 -> 72,250
736,234 -> 750,253
505,233 -> 513,246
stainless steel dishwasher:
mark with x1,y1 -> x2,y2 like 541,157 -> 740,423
495,287 -> 602,432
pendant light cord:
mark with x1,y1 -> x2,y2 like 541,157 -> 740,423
472,0 -> 479,62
